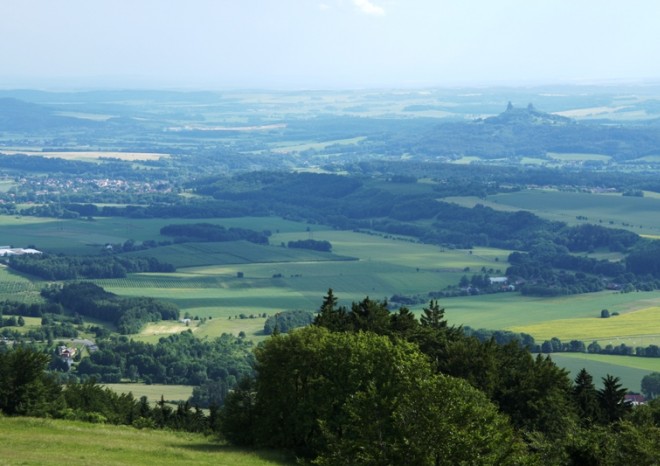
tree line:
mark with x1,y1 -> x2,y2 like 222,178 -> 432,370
7,254 -> 175,280
75,331 -> 254,388
159,222 -> 270,244
41,282 -> 179,334
539,335 -> 660,359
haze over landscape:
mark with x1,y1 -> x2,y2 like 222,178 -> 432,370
2,1 -> 660,465
1,0 -> 660,89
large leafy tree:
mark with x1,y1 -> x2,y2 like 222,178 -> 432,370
225,326 -> 524,464
641,372 -> 660,400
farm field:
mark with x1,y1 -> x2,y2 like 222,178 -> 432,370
0,417 -> 293,466
95,230 -> 511,334
103,383 -> 194,404
547,353 -> 655,392
509,306 -> 660,346
133,317 -> 268,344
0,215 -> 319,256
487,189 -> 660,235
445,190 -> 660,236
122,240 -> 356,268
437,290 -> 660,330
0,265 -> 42,301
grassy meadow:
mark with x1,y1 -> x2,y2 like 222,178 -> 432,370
0,416 -> 293,466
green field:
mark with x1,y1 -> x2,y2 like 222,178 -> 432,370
123,240 -> 356,268
0,215 -> 320,256
93,230 -> 510,329
487,189 -> 660,235
547,353 -> 656,392
445,189 -> 660,236
0,417 -> 293,466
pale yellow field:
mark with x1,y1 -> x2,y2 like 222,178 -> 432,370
449,156 -> 482,164
509,306 -> 660,344
102,383 -> 194,403
547,152 -> 612,162
0,150 -> 168,161
135,316 -> 269,344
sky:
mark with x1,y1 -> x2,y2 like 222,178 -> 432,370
1,0 -> 659,90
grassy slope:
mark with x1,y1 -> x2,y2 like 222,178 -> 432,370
0,416 -> 293,466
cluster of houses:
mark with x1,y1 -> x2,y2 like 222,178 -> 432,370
57,345 -> 77,368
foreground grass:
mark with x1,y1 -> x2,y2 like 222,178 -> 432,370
0,416 -> 293,466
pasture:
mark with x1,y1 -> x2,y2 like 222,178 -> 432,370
487,189 -> 660,235
96,230 -> 511,333
0,417 -> 293,466
547,353 -> 654,392
103,383 -> 194,404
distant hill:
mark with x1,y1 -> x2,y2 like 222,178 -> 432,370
418,103 -> 660,160
0,97 -> 97,131
484,102 -> 573,126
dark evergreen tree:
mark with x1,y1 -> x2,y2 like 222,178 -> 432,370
419,299 -> 447,329
313,288 -> 351,332
572,368 -> 601,426
598,374 -> 631,424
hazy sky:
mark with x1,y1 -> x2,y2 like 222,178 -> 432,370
1,0 -> 659,89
